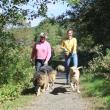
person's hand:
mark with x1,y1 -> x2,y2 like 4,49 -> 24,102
63,48 -> 68,52
30,59 -> 34,66
63,49 -> 69,56
44,61 -> 48,65
30,59 -> 33,63
70,53 -> 75,56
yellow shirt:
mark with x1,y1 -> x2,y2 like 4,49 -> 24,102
61,37 -> 77,55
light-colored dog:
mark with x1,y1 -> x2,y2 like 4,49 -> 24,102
48,70 -> 57,89
56,65 -> 65,72
70,66 -> 82,93
56,65 -> 82,93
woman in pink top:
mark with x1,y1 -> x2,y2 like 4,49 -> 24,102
31,32 -> 51,72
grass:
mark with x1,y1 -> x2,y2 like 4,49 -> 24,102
0,83 -> 36,110
80,75 -> 110,110
105,96 -> 110,110
0,94 -> 35,110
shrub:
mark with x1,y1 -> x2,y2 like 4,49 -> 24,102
83,45 -> 110,79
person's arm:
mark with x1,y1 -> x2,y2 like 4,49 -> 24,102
61,41 -> 66,50
61,40 -> 69,55
44,43 -> 51,64
72,38 -> 77,54
31,43 -> 36,60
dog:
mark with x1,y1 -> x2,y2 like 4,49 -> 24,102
70,66 -> 82,93
40,65 -> 57,89
33,72 -> 49,96
56,64 -> 82,93
33,65 -> 57,96
56,65 -> 65,72
48,70 -> 57,89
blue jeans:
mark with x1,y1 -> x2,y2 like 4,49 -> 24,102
65,53 -> 78,82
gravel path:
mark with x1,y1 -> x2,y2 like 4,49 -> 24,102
16,73 -> 91,110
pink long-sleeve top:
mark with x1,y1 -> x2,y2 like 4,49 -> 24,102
31,41 -> 51,63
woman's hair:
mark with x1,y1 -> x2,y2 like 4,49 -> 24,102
67,29 -> 74,33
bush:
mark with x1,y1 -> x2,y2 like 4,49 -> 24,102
83,45 -> 110,79
0,84 -> 22,103
0,30 -> 34,103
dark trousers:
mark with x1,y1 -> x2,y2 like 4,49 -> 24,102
35,59 -> 45,72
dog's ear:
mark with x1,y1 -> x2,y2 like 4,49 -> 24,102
70,67 -> 74,73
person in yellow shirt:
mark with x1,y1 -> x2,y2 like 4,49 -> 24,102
61,29 -> 78,84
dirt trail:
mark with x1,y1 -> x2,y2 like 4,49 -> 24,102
16,73 -> 91,110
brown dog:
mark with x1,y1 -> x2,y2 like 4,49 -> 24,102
33,66 -> 57,96
39,65 -> 57,89
70,66 -> 82,93
33,72 -> 49,96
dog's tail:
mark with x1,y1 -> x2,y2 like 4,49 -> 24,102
77,66 -> 83,70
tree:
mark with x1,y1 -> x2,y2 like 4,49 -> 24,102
74,0 -> 110,45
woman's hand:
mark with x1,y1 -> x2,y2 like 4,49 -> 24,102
30,59 -> 34,66
44,61 -> 48,65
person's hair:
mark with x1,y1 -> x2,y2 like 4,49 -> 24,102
67,29 -> 74,33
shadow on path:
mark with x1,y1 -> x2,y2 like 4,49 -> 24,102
21,87 -> 35,95
54,82 -> 66,85
50,86 -> 70,95
56,77 -> 65,79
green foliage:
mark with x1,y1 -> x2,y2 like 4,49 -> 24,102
105,96 -> 110,109
83,45 -> 110,78
35,18 -> 66,46
102,80 -> 110,96
0,31 -> 34,103
0,94 -> 33,110
85,79 -> 104,97
0,45 -> 33,84
0,81 -> 33,104
0,0 -> 59,28
0,26 -> 35,85
10,27 -> 35,40
78,35 -> 94,51
65,0 -> 110,49
82,47 -> 110,108
81,76 -> 110,109
38,3 -> 48,17
0,1 -> 27,28
0,84 -> 22,103
9,46 -> 33,84
0,31 -> 17,84
68,0 -> 80,5
77,0 -> 110,45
